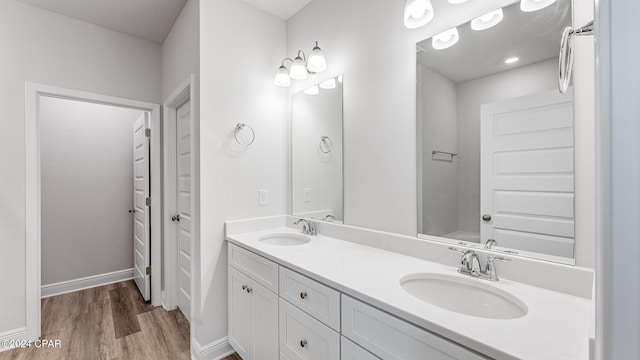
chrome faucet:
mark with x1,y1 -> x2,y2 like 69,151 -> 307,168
448,247 -> 511,281
293,218 -> 317,235
484,238 -> 497,249
323,214 -> 336,222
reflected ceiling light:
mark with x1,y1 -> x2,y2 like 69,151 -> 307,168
447,0 -> 470,3
432,27 -> 459,50
403,0 -> 434,29
274,41 -> 327,87
504,56 -> 520,64
319,78 -> 336,90
303,85 -> 319,95
520,0 -> 557,12
337,74 -> 343,83
471,8 -> 504,31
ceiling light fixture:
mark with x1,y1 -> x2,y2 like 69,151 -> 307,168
274,41 -> 327,87
504,56 -> 520,64
471,8 -> 504,31
432,27 -> 459,50
403,0 -> 435,29
520,0 -> 557,12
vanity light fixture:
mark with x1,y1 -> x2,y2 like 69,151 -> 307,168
403,0 -> 434,29
432,27 -> 459,50
303,85 -> 319,95
319,78 -> 336,90
471,8 -> 504,31
274,41 -> 327,87
520,0 -> 557,12
504,56 -> 520,64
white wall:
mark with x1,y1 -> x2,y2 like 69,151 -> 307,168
291,82 -> 343,220
40,97 -> 143,285
455,59 -> 558,233
199,0 -> 287,346
0,0 -> 161,334
419,65 -> 458,236
287,0 -> 595,267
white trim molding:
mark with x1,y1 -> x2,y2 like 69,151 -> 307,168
41,268 -> 134,298
25,83 -> 162,340
191,337 -> 234,360
0,327 -> 28,353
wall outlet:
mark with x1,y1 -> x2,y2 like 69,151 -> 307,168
259,189 -> 268,206
303,188 -> 311,203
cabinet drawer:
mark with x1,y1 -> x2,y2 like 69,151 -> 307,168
341,336 -> 381,360
279,298 -> 340,360
342,296 -> 488,360
279,266 -> 340,331
228,243 -> 278,293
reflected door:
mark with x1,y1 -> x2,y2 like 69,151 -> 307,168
132,114 -> 151,300
481,88 -> 575,258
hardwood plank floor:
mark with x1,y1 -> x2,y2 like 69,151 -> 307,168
0,280 -> 242,360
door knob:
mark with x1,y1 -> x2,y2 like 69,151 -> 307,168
482,214 -> 492,222
171,215 -> 180,222
128,209 -> 135,213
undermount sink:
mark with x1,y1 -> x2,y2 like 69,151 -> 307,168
259,233 -> 311,246
400,273 -> 528,320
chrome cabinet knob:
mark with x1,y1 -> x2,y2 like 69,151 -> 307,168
171,214 -> 180,222
482,214 -> 492,222
300,291 -> 308,299
299,339 -> 307,348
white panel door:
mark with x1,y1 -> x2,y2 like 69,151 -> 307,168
481,88 -> 575,258
133,114 -> 151,300
176,100 -> 192,320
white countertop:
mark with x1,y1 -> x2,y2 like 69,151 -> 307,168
226,227 -> 590,360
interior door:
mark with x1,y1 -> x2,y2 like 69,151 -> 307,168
176,100 -> 192,320
133,113 -> 151,300
480,88 -> 575,258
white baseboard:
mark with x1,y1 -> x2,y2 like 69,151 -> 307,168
41,268 -> 135,298
191,336 -> 235,360
0,327 -> 27,353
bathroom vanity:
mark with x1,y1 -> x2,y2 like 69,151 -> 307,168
225,217 -> 591,360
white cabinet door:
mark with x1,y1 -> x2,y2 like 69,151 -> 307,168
253,280 -> 279,360
341,336 -> 380,360
229,267 -> 254,360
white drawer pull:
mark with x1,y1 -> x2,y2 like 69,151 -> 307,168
300,291 -> 308,299
300,339 -> 308,348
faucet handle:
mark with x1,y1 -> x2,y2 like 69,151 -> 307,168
485,255 -> 511,281
487,255 -> 511,263
448,247 -> 467,253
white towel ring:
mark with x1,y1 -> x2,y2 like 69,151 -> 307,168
319,135 -> 333,153
234,123 -> 255,146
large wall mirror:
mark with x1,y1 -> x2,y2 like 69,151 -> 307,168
417,0 -> 575,263
291,76 -> 344,223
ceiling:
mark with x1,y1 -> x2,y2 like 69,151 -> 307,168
15,0 -> 188,43
242,0 -> 312,20
417,0 -> 571,83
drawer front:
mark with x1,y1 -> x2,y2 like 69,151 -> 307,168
279,298 -> 340,360
228,243 -> 278,293
341,296 -> 488,360
341,336 -> 381,360
279,266 -> 341,331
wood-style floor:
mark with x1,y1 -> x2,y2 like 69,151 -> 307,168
0,280 -> 241,360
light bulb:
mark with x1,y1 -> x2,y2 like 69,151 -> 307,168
274,65 -> 291,87
304,85 -> 319,95
289,56 -> 307,80
471,8 -> 504,31
403,0 -> 434,29
504,56 -> 520,64
520,0 -> 557,12
307,43 -> 327,73
432,27 -> 459,50
319,78 -> 336,90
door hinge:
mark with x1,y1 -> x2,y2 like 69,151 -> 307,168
146,266 -> 151,275
145,128 -> 151,137
146,197 -> 151,206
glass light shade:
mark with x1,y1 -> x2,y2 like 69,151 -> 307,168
274,66 -> 291,87
289,56 -> 308,80
319,78 -> 336,90
504,56 -> 520,64
520,0 -> 557,12
403,0 -> 434,29
307,46 -> 327,73
432,27 -> 459,50
471,8 -> 504,31
303,85 -> 319,95
447,0 -> 469,3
